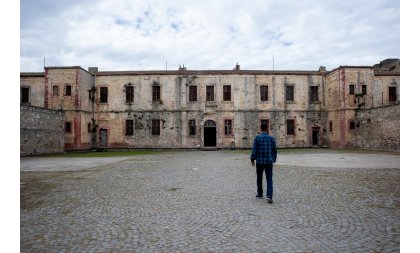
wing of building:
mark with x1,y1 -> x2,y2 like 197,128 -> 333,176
20,60 -> 400,155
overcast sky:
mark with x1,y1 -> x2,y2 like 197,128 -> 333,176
20,0 -> 400,72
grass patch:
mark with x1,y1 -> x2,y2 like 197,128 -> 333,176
38,150 -> 161,158
229,147 -> 399,155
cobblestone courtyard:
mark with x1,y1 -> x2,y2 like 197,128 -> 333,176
20,150 -> 400,252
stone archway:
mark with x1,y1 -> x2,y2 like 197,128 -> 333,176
203,120 -> 217,147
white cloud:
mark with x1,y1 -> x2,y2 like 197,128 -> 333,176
20,0 -> 400,72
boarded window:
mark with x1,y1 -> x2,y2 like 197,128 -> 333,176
65,85 -> 72,96
389,87 -> 397,102
261,119 -> 269,134
362,85 -> 367,95
65,122 -> 72,133
189,119 -> 196,136
310,86 -> 319,102
223,85 -> 231,101
349,84 -> 355,95
189,86 -> 197,101
286,86 -> 294,101
286,119 -> 295,135
225,119 -> 233,135
100,87 -> 108,103
260,85 -> 268,101
206,86 -> 214,101
152,86 -> 160,101
152,119 -> 160,135
126,86 -> 134,103
21,87 -> 29,103
349,121 -> 356,130
53,85 -> 59,96
126,119 -> 134,136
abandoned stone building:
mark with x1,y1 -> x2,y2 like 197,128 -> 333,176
20,59 -> 400,155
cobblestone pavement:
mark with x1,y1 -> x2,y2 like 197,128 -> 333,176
21,150 -> 400,252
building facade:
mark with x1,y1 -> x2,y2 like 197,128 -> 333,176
20,59 -> 400,153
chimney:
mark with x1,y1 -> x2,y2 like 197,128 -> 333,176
235,63 -> 240,71
318,66 -> 326,72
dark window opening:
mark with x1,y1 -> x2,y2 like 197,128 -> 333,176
362,85 -> 367,95
65,122 -> 72,133
126,119 -> 134,136
286,86 -> 294,101
126,86 -> 134,103
261,119 -> 269,134
153,86 -> 160,101
349,121 -> 356,130
189,86 -> 197,101
152,119 -> 160,135
286,119 -> 295,135
21,87 -> 29,103
88,123 -> 92,133
349,85 -> 355,95
225,119 -> 233,135
189,120 -> 196,136
65,85 -> 72,96
53,86 -> 59,96
206,86 -> 214,101
310,86 -> 319,102
329,121 -> 333,133
389,87 -> 397,102
260,85 -> 268,101
100,87 -> 108,103
223,85 -> 231,101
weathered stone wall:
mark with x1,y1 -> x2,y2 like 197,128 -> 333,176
20,74 -> 44,107
20,105 -> 64,156
352,105 -> 400,151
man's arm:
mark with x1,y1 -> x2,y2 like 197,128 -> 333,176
272,137 -> 277,163
250,137 -> 258,166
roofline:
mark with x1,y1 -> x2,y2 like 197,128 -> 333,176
44,66 -> 93,75
324,66 -> 374,76
95,69 -> 324,76
20,72 -> 45,77
374,71 -> 400,76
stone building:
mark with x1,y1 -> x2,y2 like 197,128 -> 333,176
20,59 -> 400,154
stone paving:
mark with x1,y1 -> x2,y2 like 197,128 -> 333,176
20,150 -> 400,252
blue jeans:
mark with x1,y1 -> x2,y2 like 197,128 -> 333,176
256,163 -> 273,198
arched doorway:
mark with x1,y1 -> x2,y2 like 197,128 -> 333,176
204,120 -> 217,147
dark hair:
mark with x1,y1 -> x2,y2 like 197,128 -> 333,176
261,123 -> 268,131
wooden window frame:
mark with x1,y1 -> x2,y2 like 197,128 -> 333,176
223,85 -> 231,101
260,85 -> 269,101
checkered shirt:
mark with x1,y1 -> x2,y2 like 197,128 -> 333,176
250,133 -> 277,164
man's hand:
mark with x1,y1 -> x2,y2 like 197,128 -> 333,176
251,160 -> 255,167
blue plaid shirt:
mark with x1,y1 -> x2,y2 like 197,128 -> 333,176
250,132 -> 277,164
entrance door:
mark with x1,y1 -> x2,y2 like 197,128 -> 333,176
312,127 -> 320,146
204,120 -> 217,147
99,128 -> 108,147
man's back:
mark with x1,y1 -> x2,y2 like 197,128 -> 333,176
250,132 -> 277,164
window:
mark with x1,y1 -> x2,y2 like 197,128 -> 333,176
349,121 -> 356,130
88,123 -> 92,133
389,87 -> 397,102
286,85 -> 294,101
53,85 -> 59,96
206,85 -> 214,101
65,85 -> 72,96
310,86 -> 319,102
189,120 -> 196,136
152,86 -> 160,101
126,86 -> 134,103
261,119 -> 269,134
223,85 -> 231,101
260,85 -> 268,101
349,84 -> 355,95
152,119 -> 160,135
329,121 -> 333,133
286,119 -> 295,135
189,86 -> 197,101
100,87 -> 108,103
362,85 -> 367,95
21,87 -> 29,103
225,119 -> 233,135
126,119 -> 134,136
65,122 -> 72,133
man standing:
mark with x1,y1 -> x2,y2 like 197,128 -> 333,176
250,123 -> 277,203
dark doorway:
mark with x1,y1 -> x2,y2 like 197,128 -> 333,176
204,120 -> 217,147
99,128 -> 108,147
312,127 -> 320,146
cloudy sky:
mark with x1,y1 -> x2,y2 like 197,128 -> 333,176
20,0 -> 400,72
